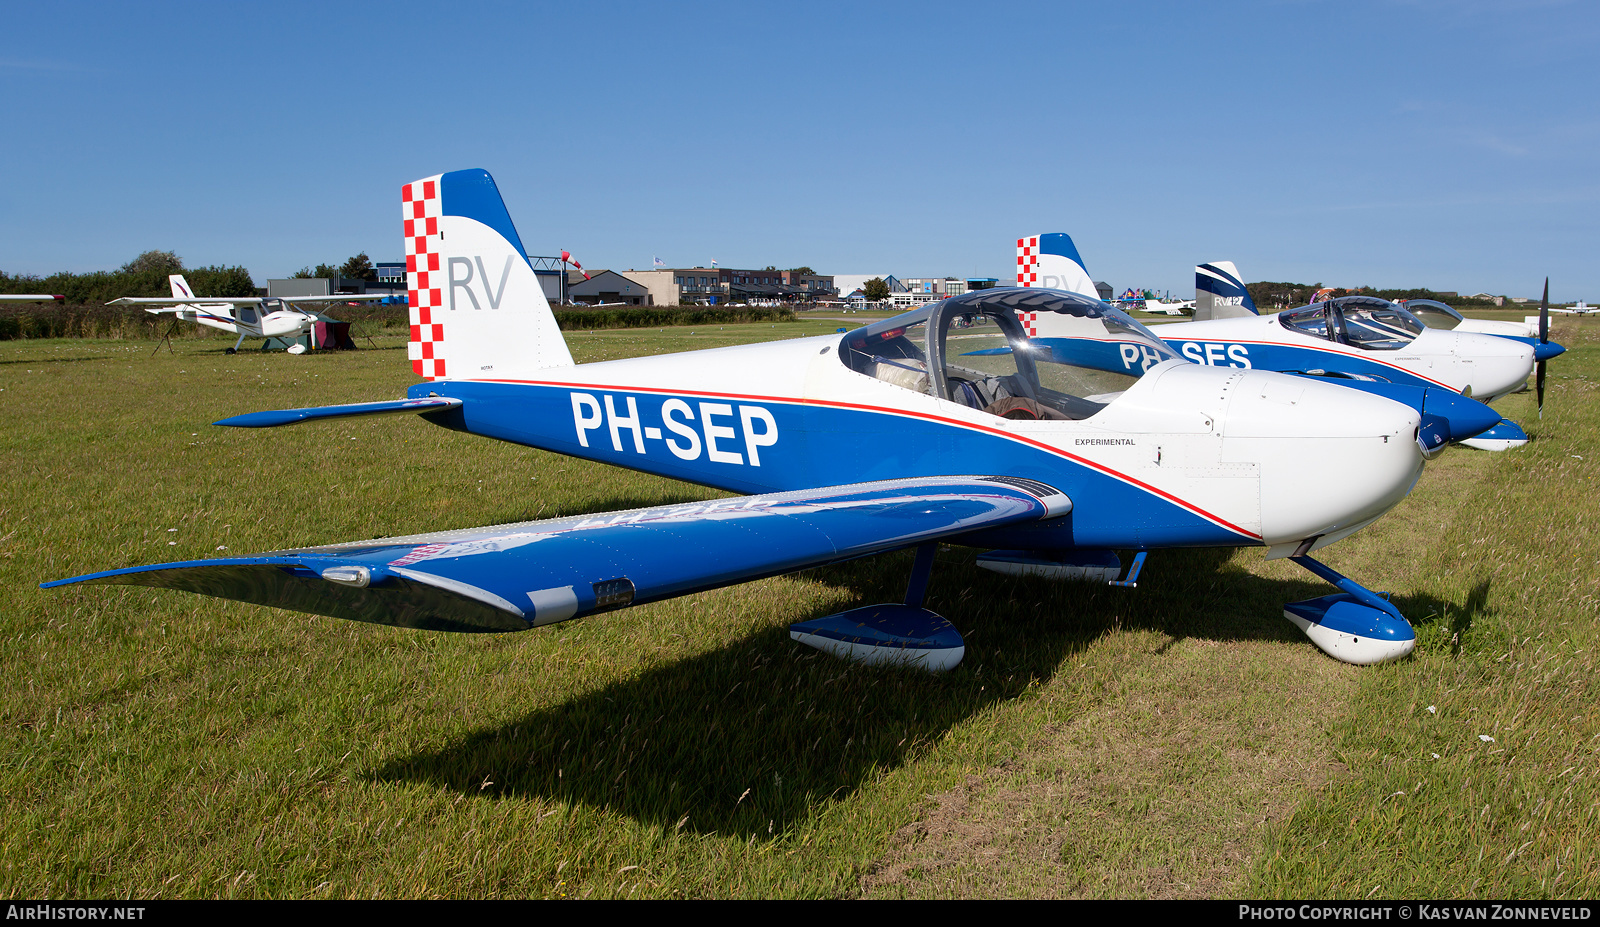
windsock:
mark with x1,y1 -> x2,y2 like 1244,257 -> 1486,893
560,250 -> 591,280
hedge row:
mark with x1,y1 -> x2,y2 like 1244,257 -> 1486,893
0,266 -> 257,305
553,306 -> 796,329
0,302 -> 795,340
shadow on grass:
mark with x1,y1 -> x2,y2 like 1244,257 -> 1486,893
372,547 -> 1497,836
0,353 -> 124,366
1391,577 -> 1494,657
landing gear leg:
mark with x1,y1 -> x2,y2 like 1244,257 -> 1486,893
226,333 -> 246,355
789,542 -> 966,672
150,319 -> 178,357
1284,554 -> 1415,665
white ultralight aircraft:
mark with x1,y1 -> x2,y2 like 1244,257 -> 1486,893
1142,297 -> 1194,316
45,173 -> 1509,671
112,274 -> 384,354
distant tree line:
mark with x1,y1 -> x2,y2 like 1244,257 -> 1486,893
1245,281 -> 1506,311
0,250 -> 256,305
293,253 -> 378,282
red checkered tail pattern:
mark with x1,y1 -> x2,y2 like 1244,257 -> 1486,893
1015,233 -> 1098,299
403,170 -> 574,382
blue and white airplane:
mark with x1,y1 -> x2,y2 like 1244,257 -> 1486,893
42,173 -> 1506,671
1015,238 -> 1559,452
1162,264 -> 1563,451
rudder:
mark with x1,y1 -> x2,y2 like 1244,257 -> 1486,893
404,170 -> 573,381
1194,261 -> 1257,321
1016,233 -> 1098,298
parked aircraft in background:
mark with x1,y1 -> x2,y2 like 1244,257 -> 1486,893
112,274 -> 384,353
45,173 -> 1508,671
1014,241 -> 1558,453
1158,287 -> 1555,451
0,294 -> 63,303
1180,262 -> 1564,449
1399,298 -> 1537,338
1141,297 -> 1194,316
1548,300 -> 1595,315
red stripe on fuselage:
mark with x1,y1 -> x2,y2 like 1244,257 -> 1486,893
462,376 -> 1263,542
1173,337 -> 1458,390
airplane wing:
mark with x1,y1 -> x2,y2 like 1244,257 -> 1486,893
0,294 -> 64,303
43,476 -> 1069,633
109,297 -> 264,307
110,295 -> 389,308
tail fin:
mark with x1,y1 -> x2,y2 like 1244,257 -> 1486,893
1193,261 -> 1257,321
404,169 -> 573,381
169,274 -> 195,300
1016,233 -> 1098,298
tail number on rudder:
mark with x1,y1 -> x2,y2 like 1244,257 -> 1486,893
570,392 -> 779,466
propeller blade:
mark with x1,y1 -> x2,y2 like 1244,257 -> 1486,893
1540,278 -> 1549,344
1538,278 -> 1549,418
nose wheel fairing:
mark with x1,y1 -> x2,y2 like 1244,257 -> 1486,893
1458,418 -> 1529,452
964,547 -> 1419,667
1284,554 -> 1415,664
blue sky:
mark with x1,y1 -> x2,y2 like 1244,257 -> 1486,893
3,0 -> 1595,300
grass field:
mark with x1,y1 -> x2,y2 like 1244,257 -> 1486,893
1,319 -> 1595,899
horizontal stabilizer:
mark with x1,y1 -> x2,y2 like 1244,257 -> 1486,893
44,476 -> 1069,633
214,397 -> 464,428
277,294 -> 388,304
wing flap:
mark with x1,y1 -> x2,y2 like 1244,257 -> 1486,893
45,477 -> 1069,631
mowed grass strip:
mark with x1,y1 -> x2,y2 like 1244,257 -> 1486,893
1248,319 -> 1600,898
0,321 -> 1594,898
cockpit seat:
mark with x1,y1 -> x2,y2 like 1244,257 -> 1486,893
869,357 -> 930,393
982,396 -> 1070,421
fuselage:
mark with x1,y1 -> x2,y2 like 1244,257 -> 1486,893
172,303 -> 314,339
1156,313 -> 1534,401
407,332 -> 1426,558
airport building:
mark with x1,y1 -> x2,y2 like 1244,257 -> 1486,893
567,270 -> 651,305
615,268 -> 835,306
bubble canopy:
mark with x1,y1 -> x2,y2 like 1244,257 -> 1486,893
839,288 -> 1182,421
1399,298 -> 1468,330
1281,296 -> 1426,351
